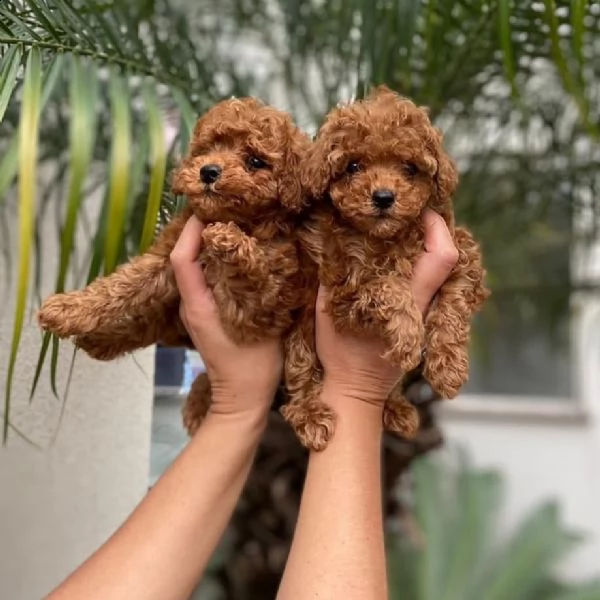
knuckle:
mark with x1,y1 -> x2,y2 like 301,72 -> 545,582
169,249 -> 184,268
438,246 -> 459,268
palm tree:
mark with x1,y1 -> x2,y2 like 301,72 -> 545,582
1,0 -> 599,596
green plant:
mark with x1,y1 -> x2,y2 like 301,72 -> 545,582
1,0 -> 599,438
388,452 -> 600,600
1,3 -> 599,596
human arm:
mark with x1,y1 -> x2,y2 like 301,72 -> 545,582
47,216 -> 282,600
277,209 -> 458,600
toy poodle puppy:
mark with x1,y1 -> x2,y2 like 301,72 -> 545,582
38,97 -> 309,434
281,86 -> 489,451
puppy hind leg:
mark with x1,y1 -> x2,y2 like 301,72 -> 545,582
383,386 -> 420,439
281,316 -> 336,452
182,373 -> 213,436
423,229 -> 488,399
280,385 -> 336,452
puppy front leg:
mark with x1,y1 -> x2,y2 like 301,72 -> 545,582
38,209 -> 190,340
201,222 -> 270,282
202,222 -> 300,341
330,277 -> 425,374
423,227 -> 489,398
38,252 -> 178,339
383,385 -> 420,439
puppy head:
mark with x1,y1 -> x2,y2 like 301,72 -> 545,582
303,85 -> 457,238
171,97 -> 309,224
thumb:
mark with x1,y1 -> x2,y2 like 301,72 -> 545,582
170,216 -> 213,309
412,209 -> 458,314
315,285 -> 336,335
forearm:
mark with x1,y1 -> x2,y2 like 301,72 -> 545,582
277,384 -> 387,600
46,405 -> 267,600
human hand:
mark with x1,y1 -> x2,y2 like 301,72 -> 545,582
317,209 -> 459,406
170,216 -> 282,419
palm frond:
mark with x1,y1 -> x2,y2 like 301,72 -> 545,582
1,0 -> 599,435
4,46 -> 42,444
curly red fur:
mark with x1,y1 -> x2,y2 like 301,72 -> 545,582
38,97 -> 310,434
281,86 -> 490,451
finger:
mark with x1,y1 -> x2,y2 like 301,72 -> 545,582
170,216 -> 210,303
315,285 -> 336,335
412,210 -> 458,313
316,284 -> 330,313
422,208 -> 456,258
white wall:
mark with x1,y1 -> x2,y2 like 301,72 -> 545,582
0,190 -> 155,600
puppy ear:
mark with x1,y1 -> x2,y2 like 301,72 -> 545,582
299,134 -> 332,200
435,151 -> 458,201
431,130 -> 458,226
170,164 -> 187,196
278,130 -> 311,213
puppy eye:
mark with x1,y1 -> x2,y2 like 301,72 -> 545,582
403,162 -> 419,177
346,161 -> 361,174
247,156 -> 268,170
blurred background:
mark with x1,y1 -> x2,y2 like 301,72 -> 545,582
0,1 -> 599,598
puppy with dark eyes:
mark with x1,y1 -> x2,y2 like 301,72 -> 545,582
280,86 -> 490,451
38,97 -> 310,434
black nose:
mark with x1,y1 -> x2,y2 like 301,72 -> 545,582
200,164 -> 222,184
372,189 -> 395,210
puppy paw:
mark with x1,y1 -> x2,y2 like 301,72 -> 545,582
424,347 -> 469,399
202,221 -> 247,254
383,341 -> 423,374
280,403 -> 336,452
383,400 -> 419,439
38,293 -> 86,337
182,374 -> 212,436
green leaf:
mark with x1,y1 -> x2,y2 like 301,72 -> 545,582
0,6 -> 42,41
0,53 -> 65,206
480,502 -> 581,600
0,135 -> 18,204
4,46 -> 42,444
103,70 -> 132,274
0,45 -> 23,123
57,55 -> 98,293
543,0 -> 596,138
413,457 -> 447,600
139,84 -> 167,252
498,0 -> 518,96
440,461 -> 503,600
29,331 -> 53,401
23,0 -> 62,42
550,581 -> 600,600
571,0 -> 588,68
29,56 -> 99,404
39,51 -> 65,108
172,87 -> 197,150
81,0 -> 126,57
86,193 -> 109,285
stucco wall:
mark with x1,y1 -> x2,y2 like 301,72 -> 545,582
0,190 -> 155,600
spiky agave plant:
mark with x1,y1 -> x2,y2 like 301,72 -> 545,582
388,451 -> 600,600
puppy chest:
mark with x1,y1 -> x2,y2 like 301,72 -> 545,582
326,236 -> 424,283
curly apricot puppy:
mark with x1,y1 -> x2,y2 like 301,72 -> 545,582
281,86 -> 489,451
38,97 -> 309,434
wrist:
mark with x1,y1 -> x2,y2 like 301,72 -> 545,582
321,380 -> 385,418
321,375 -> 393,409
203,403 -> 269,435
